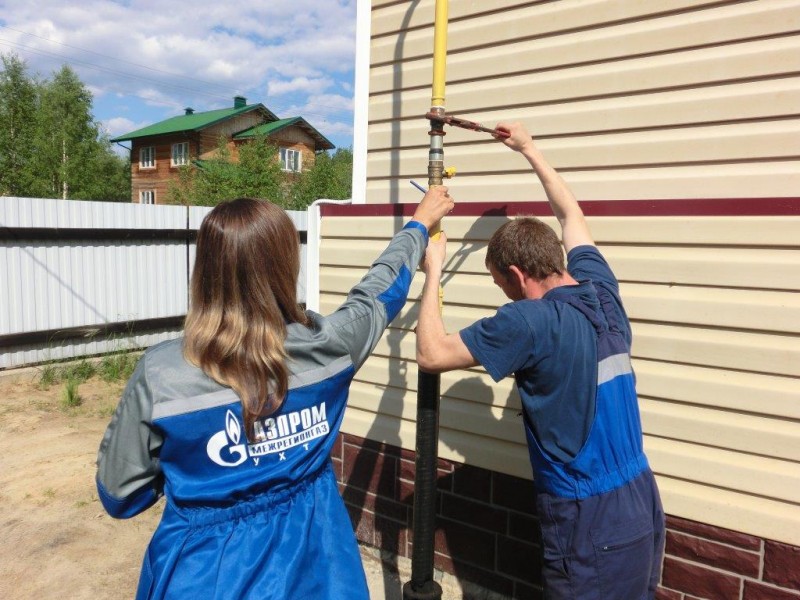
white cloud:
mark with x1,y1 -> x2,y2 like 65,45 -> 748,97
267,76 -> 333,96
319,120 -> 354,137
298,93 -> 354,118
0,1 -> 357,91
0,0 -> 358,147
206,58 -> 240,80
102,116 -> 143,137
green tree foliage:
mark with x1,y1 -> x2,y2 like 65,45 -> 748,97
33,65 -> 97,199
288,147 -> 352,210
237,136 -> 285,202
0,54 -> 38,196
80,132 -> 131,202
0,53 -> 129,201
168,136 -> 284,207
168,140 -> 352,210
166,164 -> 197,208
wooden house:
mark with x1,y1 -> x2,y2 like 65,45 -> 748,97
112,96 -> 334,204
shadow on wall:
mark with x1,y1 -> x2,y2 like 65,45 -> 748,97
343,371 -> 542,598
342,307 -> 415,597
352,0 -> 430,577
354,0 -> 426,570
436,378 -> 542,597
342,208 -> 544,596
387,0 -> 421,205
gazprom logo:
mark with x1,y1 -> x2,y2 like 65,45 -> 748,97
206,410 -> 248,467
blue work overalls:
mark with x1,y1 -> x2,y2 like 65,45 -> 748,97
526,283 -> 665,600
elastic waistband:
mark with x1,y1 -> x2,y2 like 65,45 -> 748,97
176,466 -> 331,529
536,453 -> 649,499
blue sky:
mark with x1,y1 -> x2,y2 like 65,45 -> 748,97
0,0 -> 358,153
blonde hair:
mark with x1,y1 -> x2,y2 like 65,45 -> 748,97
184,198 -> 309,441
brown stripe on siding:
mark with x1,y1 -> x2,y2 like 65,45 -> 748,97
321,197 -> 800,218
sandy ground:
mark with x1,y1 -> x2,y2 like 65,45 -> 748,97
0,371 -> 161,599
0,368 -> 466,600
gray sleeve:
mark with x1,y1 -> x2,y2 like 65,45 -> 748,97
95,355 -> 164,518
327,222 -> 427,370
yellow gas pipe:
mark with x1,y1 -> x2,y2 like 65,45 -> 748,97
431,0 -> 447,112
427,0 -> 449,236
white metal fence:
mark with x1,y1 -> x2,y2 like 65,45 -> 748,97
0,197 -> 308,369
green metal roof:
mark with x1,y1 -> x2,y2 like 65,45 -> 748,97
110,103 -> 276,142
234,117 -> 335,150
234,117 -> 300,138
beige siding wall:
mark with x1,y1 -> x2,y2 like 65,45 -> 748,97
342,0 -> 800,547
365,0 -> 800,203
318,212 -> 800,546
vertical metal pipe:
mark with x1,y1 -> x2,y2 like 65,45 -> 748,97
403,2 -> 447,599
404,369 -> 442,600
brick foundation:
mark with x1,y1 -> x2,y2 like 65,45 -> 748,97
333,433 -> 800,600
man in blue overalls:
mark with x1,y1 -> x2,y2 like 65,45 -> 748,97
416,121 -> 665,599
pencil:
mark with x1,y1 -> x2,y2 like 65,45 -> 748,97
409,180 -> 428,194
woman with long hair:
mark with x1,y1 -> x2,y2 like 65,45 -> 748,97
96,190 -> 453,599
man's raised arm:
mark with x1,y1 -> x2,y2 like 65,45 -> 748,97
494,122 -> 594,252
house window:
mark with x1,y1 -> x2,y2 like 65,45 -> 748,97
279,148 -> 301,172
139,146 -> 156,169
140,190 -> 156,205
171,142 -> 189,166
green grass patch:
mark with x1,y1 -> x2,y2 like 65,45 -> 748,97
98,351 -> 139,382
38,363 -> 60,389
62,359 -> 96,383
60,378 -> 82,409
37,352 -> 141,389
